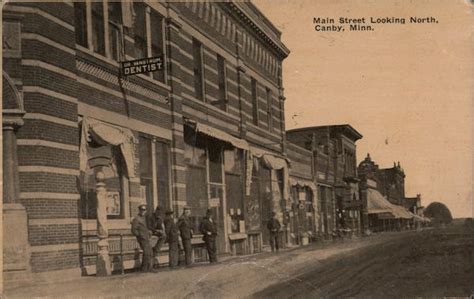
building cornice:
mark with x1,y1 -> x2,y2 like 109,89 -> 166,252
225,2 -> 290,59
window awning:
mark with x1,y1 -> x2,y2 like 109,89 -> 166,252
289,177 -> 317,194
80,117 -> 137,177
187,119 -> 249,150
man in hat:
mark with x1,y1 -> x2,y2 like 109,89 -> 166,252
177,207 -> 194,266
267,211 -> 281,252
147,206 -> 166,268
164,209 -> 179,268
200,209 -> 218,263
131,204 -> 155,272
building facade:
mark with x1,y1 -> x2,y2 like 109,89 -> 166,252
2,1 -> 294,277
286,141 -> 318,245
286,125 -> 363,237
358,154 -> 406,206
358,154 -> 428,232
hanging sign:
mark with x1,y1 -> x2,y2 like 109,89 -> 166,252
121,56 -> 163,76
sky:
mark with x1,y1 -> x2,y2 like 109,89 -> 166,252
253,0 -> 473,218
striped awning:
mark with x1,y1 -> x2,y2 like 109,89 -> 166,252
187,119 -> 249,150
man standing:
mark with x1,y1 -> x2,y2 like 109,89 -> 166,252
147,206 -> 166,268
164,209 -> 179,268
177,207 -> 194,266
200,209 -> 218,263
131,204 -> 155,272
267,211 -> 281,252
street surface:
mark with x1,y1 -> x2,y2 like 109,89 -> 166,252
5,225 -> 473,298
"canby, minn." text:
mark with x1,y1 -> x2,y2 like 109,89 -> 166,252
313,17 -> 438,32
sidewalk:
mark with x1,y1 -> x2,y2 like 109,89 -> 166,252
4,233 -> 409,298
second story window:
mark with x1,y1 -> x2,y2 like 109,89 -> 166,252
133,3 -> 166,83
266,88 -> 272,130
251,78 -> 258,126
150,10 -> 165,82
74,1 -> 126,62
108,2 -> 123,61
133,2 -> 147,59
74,2 -> 87,47
193,38 -> 205,101
216,54 -> 228,111
91,2 -> 105,55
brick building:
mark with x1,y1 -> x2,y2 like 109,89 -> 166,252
357,154 -> 428,232
358,154 -> 406,206
2,1 -> 294,278
286,125 -> 363,237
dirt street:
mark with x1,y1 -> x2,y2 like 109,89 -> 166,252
5,225 -> 473,298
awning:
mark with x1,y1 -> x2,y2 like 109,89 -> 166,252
80,117 -> 137,177
367,188 -> 394,214
412,214 -> 431,223
289,177 -> 317,193
189,120 -> 249,150
390,204 -> 414,219
262,154 -> 287,170
367,188 -> 413,219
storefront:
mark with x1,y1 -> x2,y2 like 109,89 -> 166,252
184,119 -> 249,255
183,119 -> 291,255
289,178 -> 317,245
79,117 -> 172,273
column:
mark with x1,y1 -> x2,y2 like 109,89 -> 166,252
2,118 -> 23,203
95,170 -> 111,276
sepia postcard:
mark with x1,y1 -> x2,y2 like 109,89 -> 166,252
1,0 -> 473,297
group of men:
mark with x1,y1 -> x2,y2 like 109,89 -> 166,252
131,205 -> 218,272
132,204 -> 283,272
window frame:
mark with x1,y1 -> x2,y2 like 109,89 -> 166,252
251,77 -> 259,126
139,134 -> 173,210
266,87 -> 272,130
192,38 -> 206,102
216,54 -> 228,111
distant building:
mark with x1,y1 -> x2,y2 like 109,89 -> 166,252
358,154 -> 428,232
286,125 -> 363,237
358,154 -> 406,206
403,194 -> 422,215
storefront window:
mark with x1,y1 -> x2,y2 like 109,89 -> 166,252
139,136 -> 154,209
208,144 -> 222,183
139,135 -> 171,210
156,142 -> 170,209
247,159 -> 262,232
225,149 -> 243,233
184,128 -> 208,228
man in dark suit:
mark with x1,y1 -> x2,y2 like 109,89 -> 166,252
267,211 -> 281,252
164,209 -> 179,268
147,206 -> 166,268
131,204 -> 155,272
200,209 -> 218,263
177,207 -> 194,266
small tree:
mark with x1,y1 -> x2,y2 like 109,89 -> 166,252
424,202 -> 453,225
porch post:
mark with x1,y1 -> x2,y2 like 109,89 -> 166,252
95,170 -> 111,276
